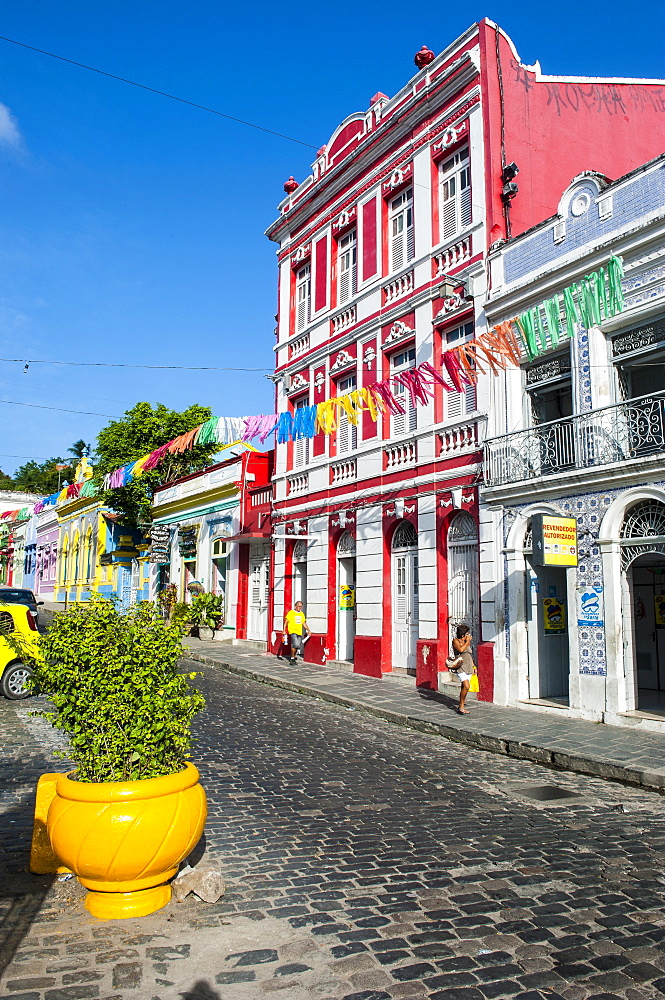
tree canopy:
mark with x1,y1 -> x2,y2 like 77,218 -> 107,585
11,457 -> 70,495
93,402 -> 220,525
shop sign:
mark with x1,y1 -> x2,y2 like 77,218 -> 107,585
178,525 -> 199,557
339,584 -> 355,609
543,597 -> 566,634
532,514 -> 578,566
577,586 -> 604,627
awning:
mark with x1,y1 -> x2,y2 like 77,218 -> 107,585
224,532 -> 271,544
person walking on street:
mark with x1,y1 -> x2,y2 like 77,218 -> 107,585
283,601 -> 311,665
450,623 -> 476,715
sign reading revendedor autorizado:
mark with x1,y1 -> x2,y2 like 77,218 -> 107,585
531,514 -> 578,567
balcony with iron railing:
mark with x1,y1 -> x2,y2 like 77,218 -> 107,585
484,391 -> 665,488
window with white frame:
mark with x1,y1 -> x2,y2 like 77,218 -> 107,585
337,230 -> 357,304
336,373 -> 358,454
389,189 -> 414,272
293,396 -> 310,468
440,148 -> 471,241
446,321 -> 474,346
295,264 -> 311,332
391,347 -> 417,435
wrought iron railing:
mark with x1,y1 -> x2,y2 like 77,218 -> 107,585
484,391 -> 665,487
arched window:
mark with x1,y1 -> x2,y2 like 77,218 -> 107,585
392,520 -> 418,549
620,500 -> 665,568
337,531 -> 356,556
447,512 -> 479,638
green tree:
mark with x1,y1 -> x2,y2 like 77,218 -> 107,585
94,402 -> 219,525
12,457 -> 71,495
0,469 -> 15,490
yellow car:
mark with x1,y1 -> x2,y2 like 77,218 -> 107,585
0,601 -> 40,700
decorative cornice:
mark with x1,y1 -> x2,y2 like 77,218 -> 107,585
274,92 -> 481,263
383,320 -> 415,346
332,206 -> 357,233
287,372 -> 310,395
382,162 -> 413,194
330,349 -> 356,374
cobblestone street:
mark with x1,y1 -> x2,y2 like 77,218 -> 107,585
3,662 -> 665,1000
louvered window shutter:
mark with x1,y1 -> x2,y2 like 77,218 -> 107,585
406,204 -> 415,263
391,214 -> 404,271
465,383 -> 477,412
447,390 -> 463,420
296,265 -> 310,332
442,176 -> 457,240
251,564 -> 261,604
396,556 -> 406,620
460,165 -> 472,228
338,232 -> 357,304
411,555 -> 419,623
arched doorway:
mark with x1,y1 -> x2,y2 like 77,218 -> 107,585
336,531 -> 355,662
621,500 -> 665,714
292,539 -> 308,613
392,520 -> 418,672
447,513 -> 479,647
524,519 -> 570,702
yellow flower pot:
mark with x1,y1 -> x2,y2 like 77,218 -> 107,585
47,762 -> 207,919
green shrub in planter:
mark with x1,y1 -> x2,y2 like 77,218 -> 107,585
188,592 -> 224,629
28,597 -> 205,783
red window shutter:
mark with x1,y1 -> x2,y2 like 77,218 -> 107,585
362,198 -> 377,281
314,236 -> 328,312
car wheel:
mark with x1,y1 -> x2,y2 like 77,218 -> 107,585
1,662 -> 34,700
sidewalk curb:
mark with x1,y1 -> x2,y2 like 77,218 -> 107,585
184,651 -> 665,793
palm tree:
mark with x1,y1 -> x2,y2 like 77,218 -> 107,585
68,440 -> 90,461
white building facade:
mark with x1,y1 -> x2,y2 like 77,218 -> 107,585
481,154 -> 665,730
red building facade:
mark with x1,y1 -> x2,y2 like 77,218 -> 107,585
266,20 -> 665,688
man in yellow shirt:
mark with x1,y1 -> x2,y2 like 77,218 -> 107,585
283,601 -> 311,665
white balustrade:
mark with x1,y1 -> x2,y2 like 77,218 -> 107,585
331,459 -> 357,485
384,440 -> 417,469
331,305 -> 357,335
439,420 -> 480,456
434,236 -> 471,277
288,473 -> 309,495
289,333 -> 310,358
383,270 -> 414,305
251,489 -> 271,506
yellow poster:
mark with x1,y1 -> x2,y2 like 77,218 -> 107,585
655,595 -> 665,630
339,584 -> 355,610
543,597 -> 566,635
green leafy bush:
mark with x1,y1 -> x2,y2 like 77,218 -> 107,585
189,592 -> 224,629
170,601 -> 194,633
29,598 -> 205,783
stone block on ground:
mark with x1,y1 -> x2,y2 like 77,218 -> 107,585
172,863 -> 226,903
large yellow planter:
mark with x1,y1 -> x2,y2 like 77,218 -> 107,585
47,762 -> 207,919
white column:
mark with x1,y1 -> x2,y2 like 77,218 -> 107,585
355,504 -> 383,637
417,494 -> 437,639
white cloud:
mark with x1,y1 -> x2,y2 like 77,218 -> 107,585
0,103 -> 22,148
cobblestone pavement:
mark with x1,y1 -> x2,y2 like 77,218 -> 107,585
3,663 -> 665,1000
184,640 -> 665,791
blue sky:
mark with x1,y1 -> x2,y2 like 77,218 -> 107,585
0,0 -> 663,478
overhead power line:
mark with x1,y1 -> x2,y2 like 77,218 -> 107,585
0,34 -> 318,149
0,399 -> 116,417
0,358 -> 271,372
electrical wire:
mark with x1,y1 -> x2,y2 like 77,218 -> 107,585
0,34 -> 318,149
0,377 -> 132,407
0,399 -> 116,417
0,358 -> 272,371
